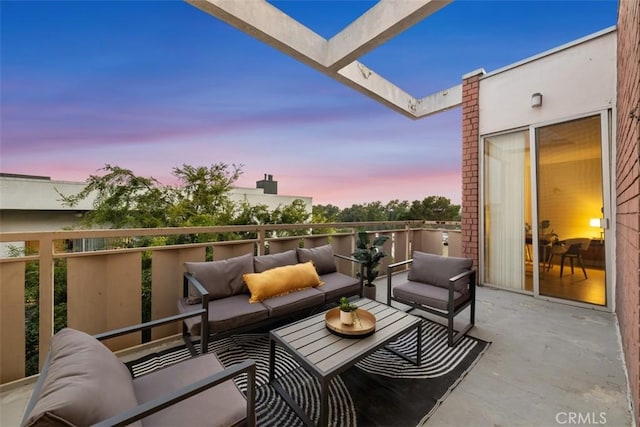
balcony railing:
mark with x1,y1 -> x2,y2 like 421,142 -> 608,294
0,220 -> 460,385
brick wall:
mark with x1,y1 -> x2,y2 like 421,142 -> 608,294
461,70 -> 484,270
616,0 -> 640,423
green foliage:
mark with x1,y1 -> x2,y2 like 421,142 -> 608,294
231,199 -> 310,238
312,204 -> 340,223
315,196 -> 459,223
58,164 -> 171,228
58,163 -> 244,230
339,297 -> 357,312
338,201 -> 388,222
168,163 -> 241,227
407,196 -> 461,221
351,230 -> 389,286
20,246 -> 68,376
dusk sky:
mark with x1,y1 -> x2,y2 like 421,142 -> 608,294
1,1 -> 618,208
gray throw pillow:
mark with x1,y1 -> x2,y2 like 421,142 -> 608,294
407,251 -> 473,291
184,252 -> 254,303
296,244 -> 337,275
253,249 -> 298,273
22,328 -> 140,427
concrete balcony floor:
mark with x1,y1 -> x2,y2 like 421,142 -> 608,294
2,284 -> 633,426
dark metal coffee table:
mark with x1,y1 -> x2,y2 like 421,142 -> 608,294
268,298 -> 422,427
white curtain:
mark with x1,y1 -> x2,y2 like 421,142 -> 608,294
484,131 -> 528,289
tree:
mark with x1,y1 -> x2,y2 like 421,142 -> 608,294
312,204 -> 341,223
273,199 -> 310,225
168,163 -> 242,227
338,202 -> 387,222
384,199 -> 411,221
59,163 -> 244,230
407,196 -> 461,221
232,199 -> 310,238
59,164 -> 171,228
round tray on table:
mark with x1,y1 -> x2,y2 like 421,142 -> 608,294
325,307 -> 376,338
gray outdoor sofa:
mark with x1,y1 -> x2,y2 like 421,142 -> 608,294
178,244 -> 362,351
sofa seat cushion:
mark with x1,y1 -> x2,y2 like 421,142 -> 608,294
22,328 -> 140,427
314,272 -> 360,301
184,253 -> 254,303
393,281 -> 470,311
296,244 -> 337,275
243,261 -> 323,303
261,287 -> 325,318
178,295 -> 269,335
133,353 -> 247,427
253,249 -> 298,273
407,251 -> 473,291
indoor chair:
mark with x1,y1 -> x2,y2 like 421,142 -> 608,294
559,238 -> 590,279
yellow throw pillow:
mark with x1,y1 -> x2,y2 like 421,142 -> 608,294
243,261 -> 323,303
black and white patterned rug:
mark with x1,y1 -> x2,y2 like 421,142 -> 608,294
126,318 -> 490,426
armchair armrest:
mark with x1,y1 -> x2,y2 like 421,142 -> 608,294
93,359 -> 257,427
333,253 -> 362,264
387,258 -> 414,272
449,269 -> 476,286
183,272 -> 209,302
182,273 -> 210,348
94,310 -> 206,342
386,258 -> 414,305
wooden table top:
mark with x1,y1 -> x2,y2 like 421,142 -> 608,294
270,298 -> 421,377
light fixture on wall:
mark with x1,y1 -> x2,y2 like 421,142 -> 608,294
590,218 -> 604,241
531,92 -> 543,108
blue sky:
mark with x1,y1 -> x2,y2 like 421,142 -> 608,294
1,0 -> 618,207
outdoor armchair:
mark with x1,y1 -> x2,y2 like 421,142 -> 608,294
387,251 -> 476,347
21,309 -> 256,427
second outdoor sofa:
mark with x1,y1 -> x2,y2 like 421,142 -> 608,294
178,244 -> 362,350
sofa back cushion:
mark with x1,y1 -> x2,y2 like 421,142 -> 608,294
407,251 -> 473,291
184,253 -> 254,302
296,244 -> 337,275
253,249 -> 298,273
243,261 -> 323,303
22,328 -> 140,427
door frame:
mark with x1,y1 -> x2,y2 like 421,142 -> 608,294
480,109 -> 613,311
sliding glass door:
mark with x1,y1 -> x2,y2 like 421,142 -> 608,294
483,113 -> 609,307
536,115 -> 606,305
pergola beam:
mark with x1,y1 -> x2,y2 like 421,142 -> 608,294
185,0 -> 461,119
326,0 -> 452,71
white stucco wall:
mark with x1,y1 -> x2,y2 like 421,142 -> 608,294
479,27 -> 616,135
0,176 -> 94,211
230,187 -> 312,215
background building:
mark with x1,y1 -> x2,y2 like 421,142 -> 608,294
0,173 -> 312,256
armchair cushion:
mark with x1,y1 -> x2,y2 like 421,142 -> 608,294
253,249 -> 298,273
243,261 -> 323,303
22,328 -> 140,427
184,253 -> 254,303
393,281 -> 469,311
132,353 -> 247,427
296,244 -> 337,275
407,251 -> 473,292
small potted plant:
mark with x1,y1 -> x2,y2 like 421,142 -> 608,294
352,230 -> 389,300
339,297 -> 358,326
